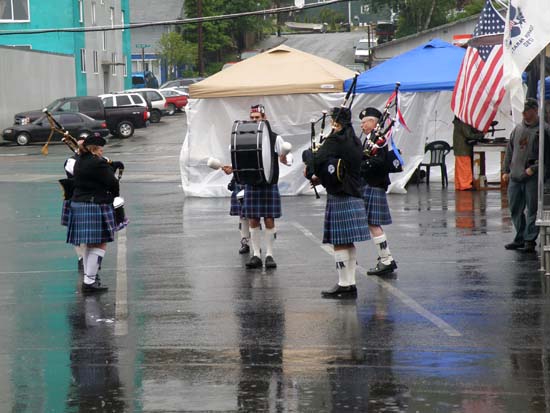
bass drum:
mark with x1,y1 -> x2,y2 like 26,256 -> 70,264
230,120 -> 276,185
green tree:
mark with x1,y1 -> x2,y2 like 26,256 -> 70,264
365,0 -> 457,37
157,31 -> 197,80
222,0 -> 273,51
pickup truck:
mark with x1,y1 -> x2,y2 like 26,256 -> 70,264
13,96 -> 148,138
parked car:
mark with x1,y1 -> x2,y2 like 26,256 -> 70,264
99,93 -> 149,111
159,77 -> 203,90
159,88 -> 189,115
14,96 -> 149,138
14,96 -> 104,125
123,88 -> 167,123
2,112 -> 109,146
131,70 -> 159,89
354,38 -> 377,64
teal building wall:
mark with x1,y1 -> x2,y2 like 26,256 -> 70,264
0,0 -> 87,95
121,0 -> 132,89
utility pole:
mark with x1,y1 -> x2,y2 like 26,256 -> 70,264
276,0 -> 281,37
197,0 -> 204,76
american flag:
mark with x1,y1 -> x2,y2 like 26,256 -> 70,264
451,0 -> 506,132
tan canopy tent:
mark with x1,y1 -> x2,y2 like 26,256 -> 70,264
181,45 -> 357,197
189,45 -> 356,99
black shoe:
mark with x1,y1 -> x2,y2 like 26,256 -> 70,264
81,281 -> 108,293
239,243 -> 250,254
78,258 -> 84,271
246,255 -> 262,269
505,241 -> 524,250
367,260 -> 397,276
321,284 -> 357,298
265,255 -> 277,269
520,241 -> 537,253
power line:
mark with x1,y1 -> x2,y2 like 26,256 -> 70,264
0,0 -> 355,36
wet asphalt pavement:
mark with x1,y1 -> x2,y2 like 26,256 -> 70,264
1,114 -> 550,412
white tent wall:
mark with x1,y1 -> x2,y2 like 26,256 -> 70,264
180,91 -> 515,197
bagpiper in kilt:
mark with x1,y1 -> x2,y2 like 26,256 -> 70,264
66,135 -> 119,293
305,106 -> 370,299
358,107 -> 397,276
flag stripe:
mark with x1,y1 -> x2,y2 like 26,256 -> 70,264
451,0 -> 505,132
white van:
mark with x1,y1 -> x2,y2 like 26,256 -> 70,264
354,38 -> 377,64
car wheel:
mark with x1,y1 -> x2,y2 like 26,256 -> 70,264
166,103 -> 177,116
117,121 -> 134,138
16,132 -> 30,146
150,110 -> 161,123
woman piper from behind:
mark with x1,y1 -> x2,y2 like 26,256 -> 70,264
304,107 -> 370,298
66,135 -> 119,293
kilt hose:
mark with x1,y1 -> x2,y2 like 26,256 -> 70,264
66,201 -> 116,245
363,184 -> 392,226
323,194 -> 370,245
242,184 -> 281,219
229,183 -> 246,216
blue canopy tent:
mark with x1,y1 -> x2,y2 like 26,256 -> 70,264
344,38 -> 465,93
341,38 -> 514,193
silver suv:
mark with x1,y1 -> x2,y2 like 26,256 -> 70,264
123,88 -> 167,123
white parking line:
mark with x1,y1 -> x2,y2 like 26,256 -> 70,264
114,229 -> 128,336
291,221 -> 462,337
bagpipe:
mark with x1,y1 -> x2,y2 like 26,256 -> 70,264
302,74 -> 360,196
362,82 -> 406,174
42,109 -> 129,230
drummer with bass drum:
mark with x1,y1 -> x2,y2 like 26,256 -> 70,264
223,104 -> 291,270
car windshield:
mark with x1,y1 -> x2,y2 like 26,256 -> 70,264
356,41 -> 375,50
46,99 -> 64,111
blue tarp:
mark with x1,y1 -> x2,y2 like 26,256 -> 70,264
344,38 -> 466,94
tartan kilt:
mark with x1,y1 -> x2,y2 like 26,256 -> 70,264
61,200 -> 70,226
323,194 -> 370,245
242,184 -> 282,219
229,183 -> 245,216
363,184 -> 392,225
66,201 -> 116,245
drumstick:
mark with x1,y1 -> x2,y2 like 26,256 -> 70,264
207,157 -> 222,170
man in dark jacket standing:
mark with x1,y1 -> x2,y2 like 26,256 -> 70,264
358,107 -> 397,276
503,98 -> 550,253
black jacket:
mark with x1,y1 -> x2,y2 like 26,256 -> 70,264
312,126 -> 363,197
361,144 -> 391,190
72,152 -> 119,204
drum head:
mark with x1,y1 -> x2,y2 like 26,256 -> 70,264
260,121 -> 273,184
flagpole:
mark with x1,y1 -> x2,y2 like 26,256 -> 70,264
537,49 -> 547,274
537,49 -> 546,223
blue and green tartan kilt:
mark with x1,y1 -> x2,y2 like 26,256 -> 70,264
61,200 -> 70,226
242,184 -> 282,219
363,184 -> 392,225
323,194 -> 370,245
229,183 -> 245,216
66,201 -> 116,245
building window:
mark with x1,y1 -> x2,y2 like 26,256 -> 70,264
0,0 -> 30,21
93,50 -> 98,74
110,7 -> 114,28
78,0 -> 83,23
121,9 -> 124,31
102,31 -> 107,51
80,49 -> 86,73
123,55 -> 127,77
91,2 -> 96,25
111,53 -> 117,75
